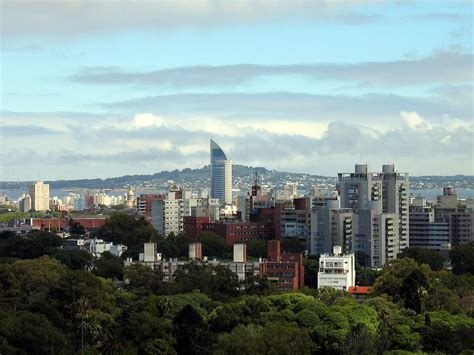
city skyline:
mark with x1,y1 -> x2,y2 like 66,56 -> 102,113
1,1 -> 473,180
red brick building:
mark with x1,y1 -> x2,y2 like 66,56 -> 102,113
136,194 -> 166,221
202,221 -> 275,245
29,217 -> 108,231
183,216 -> 210,237
260,240 -> 305,291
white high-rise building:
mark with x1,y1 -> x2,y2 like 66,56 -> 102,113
210,139 -> 232,205
151,191 -> 184,237
28,181 -> 50,212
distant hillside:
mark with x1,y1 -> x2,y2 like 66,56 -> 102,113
0,166 -> 472,190
0,165 -> 271,189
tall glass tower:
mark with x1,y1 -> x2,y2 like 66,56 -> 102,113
210,139 -> 232,205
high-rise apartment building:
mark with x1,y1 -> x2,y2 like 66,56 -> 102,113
151,191 -> 184,237
28,181 -> 50,212
310,200 -> 353,256
338,164 -> 409,264
18,194 -> 32,212
210,139 -> 232,205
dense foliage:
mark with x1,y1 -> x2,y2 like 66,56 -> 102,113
0,217 -> 473,354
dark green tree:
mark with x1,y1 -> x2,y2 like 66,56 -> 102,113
0,310 -> 69,354
172,304 -> 213,355
246,240 -> 267,258
399,247 -> 445,271
303,256 -> 320,288
123,263 -> 163,295
450,241 -> 474,275
93,251 -> 124,280
400,268 -> 429,313
196,231 -> 228,258
281,237 -> 306,253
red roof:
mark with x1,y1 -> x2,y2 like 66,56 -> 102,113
348,286 -> 371,294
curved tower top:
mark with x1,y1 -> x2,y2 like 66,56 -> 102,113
210,139 -> 227,162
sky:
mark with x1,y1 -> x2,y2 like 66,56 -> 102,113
0,0 -> 473,180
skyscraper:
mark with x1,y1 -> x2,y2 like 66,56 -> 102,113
28,181 -> 50,212
210,139 -> 232,205
338,164 -> 409,267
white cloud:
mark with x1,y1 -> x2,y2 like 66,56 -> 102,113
401,111 -> 433,130
132,113 -> 167,129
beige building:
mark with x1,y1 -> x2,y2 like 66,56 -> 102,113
29,181 -> 50,211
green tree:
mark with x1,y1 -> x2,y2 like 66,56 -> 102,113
0,310 -> 69,354
172,262 -> 240,301
68,219 -> 85,236
400,268 -> 429,313
196,231 -> 228,258
355,266 -> 382,286
141,339 -> 176,355
93,251 -> 124,280
215,322 -> 316,355
124,263 -> 163,295
399,247 -> 445,271
246,240 -> 267,258
281,237 -> 306,253
303,256 -> 320,288
173,304 -> 213,355
450,241 -> 474,275
50,249 -> 93,270
372,258 -> 430,304
242,275 -> 276,296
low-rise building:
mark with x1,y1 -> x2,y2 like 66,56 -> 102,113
318,246 -> 355,291
131,240 -> 305,291
202,221 -> 275,245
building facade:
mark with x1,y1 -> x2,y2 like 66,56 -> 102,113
338,164 -> 409,267
202,221 -> 275,245
318,246 -> 355,291
29,181 -> 50,212
409,205 -> 450,251
210,139 -> 232,205
150,191 -> 184,237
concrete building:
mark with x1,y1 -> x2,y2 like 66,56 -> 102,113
318,246 -> 355,291
409,205 -> 450,252
63,238 -> 127,257
132,240 -> 304,291
436,208 -> 474,246
338,164 -> 409,266
151,191 -> 184,237
279,197 -> 311,240
210,139 -> 232,205
29,181 -> 50,212
437,186 -> 458,209
233,243 -> 247,263
310,205 -> 353,256
188,242 -> 203,260
237,195 -> 251,223
352,201 -> 399,268
136,194 -> 166,220
18,194 -> 32,212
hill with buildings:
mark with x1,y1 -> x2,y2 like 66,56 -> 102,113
0,165 -> 472,192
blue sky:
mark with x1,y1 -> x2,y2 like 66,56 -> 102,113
0,0 -> 472,180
